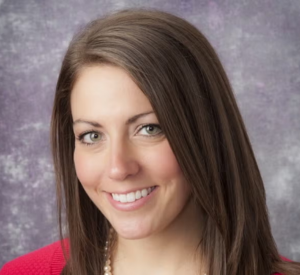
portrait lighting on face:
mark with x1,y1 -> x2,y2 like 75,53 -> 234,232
71,65 -> 195,241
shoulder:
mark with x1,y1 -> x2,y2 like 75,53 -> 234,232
272,256 -> 292,275
0,239 -> 68,275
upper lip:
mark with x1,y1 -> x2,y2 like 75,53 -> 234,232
107,185 -> 157,194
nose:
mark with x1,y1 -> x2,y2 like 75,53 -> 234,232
107,138 -> 140,181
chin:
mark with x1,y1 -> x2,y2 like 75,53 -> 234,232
111,219 -> 155,240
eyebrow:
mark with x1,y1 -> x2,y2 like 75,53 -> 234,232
73,111 -> 155,127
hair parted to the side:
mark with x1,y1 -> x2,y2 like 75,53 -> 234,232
51,8 -> 300,275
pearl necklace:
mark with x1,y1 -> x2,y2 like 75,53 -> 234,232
103,227 -> 114,275
103,227 -> 206,275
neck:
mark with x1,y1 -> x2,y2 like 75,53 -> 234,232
112,198 -> 206,275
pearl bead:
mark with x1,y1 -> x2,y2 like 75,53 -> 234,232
104,265 -> 111,271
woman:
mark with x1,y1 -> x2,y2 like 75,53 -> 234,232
1,8 -> 300,275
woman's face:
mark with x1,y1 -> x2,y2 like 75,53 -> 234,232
71,65 -> 191,239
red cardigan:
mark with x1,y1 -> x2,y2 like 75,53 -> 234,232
0,240 -> 286,274
0,240 -> 68,275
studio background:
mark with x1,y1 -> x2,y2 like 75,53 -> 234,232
0,0 -> 299,267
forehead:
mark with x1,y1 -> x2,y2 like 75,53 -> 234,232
71,65 -> 153,119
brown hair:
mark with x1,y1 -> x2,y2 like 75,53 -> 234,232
51,8 -> 300,275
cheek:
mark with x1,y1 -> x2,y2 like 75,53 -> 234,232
74,149 -> 102,188
145,141 -> 183,181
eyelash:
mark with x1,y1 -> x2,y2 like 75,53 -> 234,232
76,124 -> 163,146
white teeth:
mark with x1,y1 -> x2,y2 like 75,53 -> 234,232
127,192 -> 135,202
120,194 -> 127,203
135,190 -> 141,200
112,187 -> 156,203
112,193 -> 119,201
141,189 -> 148,197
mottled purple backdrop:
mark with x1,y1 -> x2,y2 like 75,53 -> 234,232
0,0 -> 299,267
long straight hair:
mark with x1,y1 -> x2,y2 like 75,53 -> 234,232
51,8 -> 300,275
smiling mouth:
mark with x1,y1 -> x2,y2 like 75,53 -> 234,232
111,186 -> 157,203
